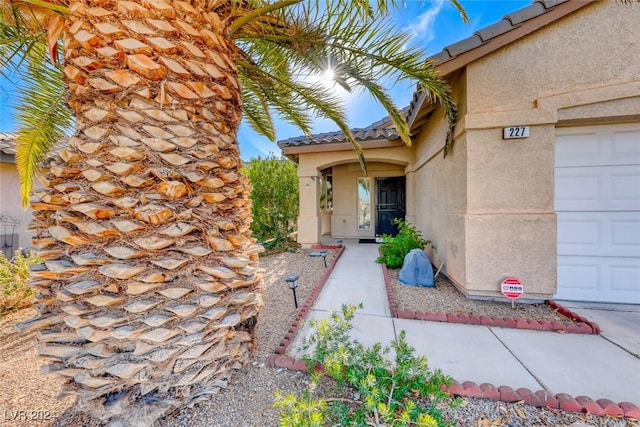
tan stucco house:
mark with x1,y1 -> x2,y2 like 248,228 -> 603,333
0,133 -> 33,258
278,0 -> 640,304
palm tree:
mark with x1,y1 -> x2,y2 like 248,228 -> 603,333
2,0 -> 466,424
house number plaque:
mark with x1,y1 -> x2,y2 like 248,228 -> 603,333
503,126 -> 530,139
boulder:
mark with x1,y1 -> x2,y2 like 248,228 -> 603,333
398,248 -> 434,287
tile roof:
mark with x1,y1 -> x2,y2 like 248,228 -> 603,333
280,0 -> 589,151
406,0 -> 593,128
0,133 -> 16,156
428,0 -> 572,67
278,110 -> 401,148
277,127 -> 399,148
0,132 -> 68,163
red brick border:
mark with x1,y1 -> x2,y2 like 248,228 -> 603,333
381,262 -> 601,335
265,355 -> 640,419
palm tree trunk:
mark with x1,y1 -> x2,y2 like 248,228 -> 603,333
20,0 -> 263,423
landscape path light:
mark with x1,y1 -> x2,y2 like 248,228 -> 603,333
309,249 -> 328,268
285,275 -> 299,308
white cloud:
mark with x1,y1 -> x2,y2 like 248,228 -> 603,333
408,0 -> 447,45
244,137 -> 279,159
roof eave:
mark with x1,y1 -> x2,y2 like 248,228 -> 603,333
436,0 -> 594,76
408,0 -> 595,130
280,138 -> 403,156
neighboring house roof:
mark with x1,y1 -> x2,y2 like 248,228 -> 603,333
0,133 -> 16,163
0,132 -> 68,164
279,0 -> 595,153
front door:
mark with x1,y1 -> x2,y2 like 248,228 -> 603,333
375,177 -> 405,236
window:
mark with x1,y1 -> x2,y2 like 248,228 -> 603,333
357,177 -> 371,230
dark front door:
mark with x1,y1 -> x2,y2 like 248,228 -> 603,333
375,177 -> 405,236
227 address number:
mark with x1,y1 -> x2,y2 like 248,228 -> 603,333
503,126 -> 530,139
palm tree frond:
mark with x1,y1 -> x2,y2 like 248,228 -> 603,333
448,0 -> 469,23
239,75 -> 277,141
14,57 -> 72,206
0,12 -> 46,73
228,0 -> 302,34
236,0 -> 461,157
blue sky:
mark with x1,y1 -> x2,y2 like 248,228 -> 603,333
0,0 -> 530,160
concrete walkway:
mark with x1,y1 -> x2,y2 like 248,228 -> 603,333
290,243 -> 640,406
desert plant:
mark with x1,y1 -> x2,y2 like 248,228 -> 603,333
0,250 -> 41,315
275,304 -> 454,426
376,219 -> 430,269
244,156 -> 299,251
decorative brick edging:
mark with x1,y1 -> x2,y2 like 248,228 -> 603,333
266,355 -> 640,419
444,381 -> 640,419
381,262 -> 600,335
546,300 -> 601,334
272,246 -> 346,356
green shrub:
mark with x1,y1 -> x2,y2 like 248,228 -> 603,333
0,250 -> 41,315
376,219 -> 430,269
274,304 -> 454,426
244,156 -> 299,252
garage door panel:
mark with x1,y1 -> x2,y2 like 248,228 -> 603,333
555,165 -> 640,211
556,126 -> 640,167
612,220 -> 640,248
555,124 -> 640,303
611,171 -> 640,203
557,212 -> 640,257
555,131 -> 600,167
557,217 -> 599,247
557,256 -> 640,303
554,171 -> 601,210
557,258 -> 600,291
611,129 -> 640,163
611,265 -> 640,292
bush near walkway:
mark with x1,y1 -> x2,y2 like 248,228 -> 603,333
376,219 -> 430,269
275,304 -> 454,427
0,250 -> 41,315
245,156 -> 299,251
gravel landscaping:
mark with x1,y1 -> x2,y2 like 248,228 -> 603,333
0,248 -> 636,426
387,268 -> 572,324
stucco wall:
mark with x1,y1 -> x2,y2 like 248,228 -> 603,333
456,0 -> 640,299
407,121 -> 466,292
463,124 -> 557,299
410,74 -> 468,291
0,162 -> 33,256
466,2 -> 640,114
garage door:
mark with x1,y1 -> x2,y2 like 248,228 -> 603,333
555,124 -> 640,304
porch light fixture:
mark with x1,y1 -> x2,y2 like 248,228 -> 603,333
285,275 -> 299,308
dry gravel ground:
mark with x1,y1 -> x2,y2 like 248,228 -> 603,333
388,268 -> 571,323
0,249 -> 636,427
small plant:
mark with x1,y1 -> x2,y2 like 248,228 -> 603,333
274,304 -> 454,426
376,219 -> 430,269
0,249 -> 41,315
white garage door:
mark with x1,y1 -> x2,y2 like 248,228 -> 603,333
555,124 -> 640,304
